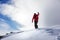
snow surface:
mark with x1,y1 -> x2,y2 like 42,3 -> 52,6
1,29 -> 59,40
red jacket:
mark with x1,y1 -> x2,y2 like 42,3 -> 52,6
32,13 -> 39,22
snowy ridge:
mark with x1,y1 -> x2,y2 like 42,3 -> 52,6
1,28 -> 60,40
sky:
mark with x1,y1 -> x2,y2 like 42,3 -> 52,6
0,0 -> 22,35
0,13 -> 23,35
0,0 -> 60,31
43,0 -> 60,27
0,13 -> 22,30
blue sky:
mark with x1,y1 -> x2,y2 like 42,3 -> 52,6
0,0 -> 22,31
0,0 -> 12,4
0,13 -> 22,30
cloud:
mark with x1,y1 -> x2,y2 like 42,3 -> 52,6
42,0 -> 60,26
0,13 -> 23,36
0,18 -> 10,35
0,20 -> 10,30
0,13 -> 23,29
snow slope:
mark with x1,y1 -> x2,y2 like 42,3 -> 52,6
2,29 -> 58,40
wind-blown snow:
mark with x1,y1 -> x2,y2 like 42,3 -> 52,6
2,29 -> 57,40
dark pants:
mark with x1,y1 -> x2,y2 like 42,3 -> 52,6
34,21 -> 38,29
